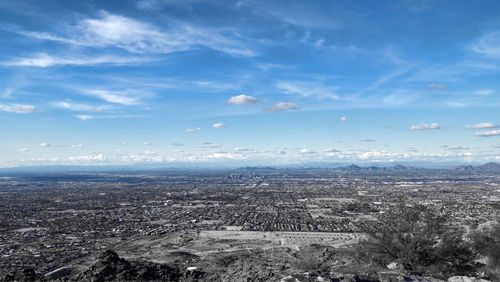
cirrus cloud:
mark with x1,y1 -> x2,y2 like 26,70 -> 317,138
471,32 -> 500,57
0,104 -> 35,113
4,53 -> 153,68
75,115 -> 93,120
428,83 -> 446,90
186,127 -> 201,133
18,11 -> 256,57
264,102 -> 298,112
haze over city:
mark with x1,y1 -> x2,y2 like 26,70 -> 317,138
0,0 -> 499,168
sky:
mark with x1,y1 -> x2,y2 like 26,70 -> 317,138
0,0 -> 499,168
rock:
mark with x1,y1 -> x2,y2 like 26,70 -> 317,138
1,268 -> 38,281
75,249 -> 181,281
448,276 -> 490,282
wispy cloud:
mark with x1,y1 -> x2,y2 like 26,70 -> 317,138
475,89 -> 494,96
186,127 -> 202,133
466,122 -> 498,129
39,143 -> 50,147
475,129 -> 500,137
69,153 -> 105,161
444,146 -> 469,151
19,11 -> 256,57
471,32 -> 500,57
428,83 -> 446,90
227,94 -> 259,105
0,104 -> 35,113
75,115 -> 93,120
81,89 -> 146,105
197,142 -> 221,149
276,81 -> 339,99
256,63 -> 286,71
4,53 -> 153,67
264,102 -> 298,112
410,123 -> 440,131
53,101 -> 104,112
357,66 -> 413,95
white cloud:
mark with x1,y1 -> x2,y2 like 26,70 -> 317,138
197,142 -> 221,149
71,144 -> 84,148
476,89 -> 494,96
205,152 -> 243,160
445,146 -> 469,151
471,32 -> 500,57
186,127 -> 201,133
428,83 -> 446,89
75,115 -> 93,120
265,102 -> 298,112
314,38 -> 325,48
410,123 -> 440,131
276,81 -> 339,99
69,153 -> 105,161
82,89 -> 142,105
121,151 -> 164,162
144,142 -> 153,146
475,129 -> 500,137
234,147 -> 253,152
256,63 -> 285,71
53,101 -> 104,112
4,53 -> 152,67
300,148 -> 315,154
1,88 -> 14,98
136,0 -> 160,10
0,104 -> 35,113
20,11 -> 256,57
340,116 -> 347,121
357,150 -> 399,160
227,94 -> 259,105
466,122 -> 498,129
40,143 -> 50,147
212,123 -> 227,128
20,148 -> 30,152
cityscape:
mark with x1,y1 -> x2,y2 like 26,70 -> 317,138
1,0 -> 500,281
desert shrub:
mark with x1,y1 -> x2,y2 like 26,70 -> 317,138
471,219 -> 500,280
355,201 -> 477,279
293,244 -> 339,277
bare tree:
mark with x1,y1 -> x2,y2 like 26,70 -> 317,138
356,201 -> 476,278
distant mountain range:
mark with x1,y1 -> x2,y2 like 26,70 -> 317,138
0,162 -> 498,174
336,162 -> 500,173
451,162 -> 500,172
237,162 -> 500,173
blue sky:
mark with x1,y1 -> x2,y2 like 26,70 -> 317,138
0,0 -> 499,167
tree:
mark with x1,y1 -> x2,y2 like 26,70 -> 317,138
356,201 -> 477,279
471,218 -> 500,280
